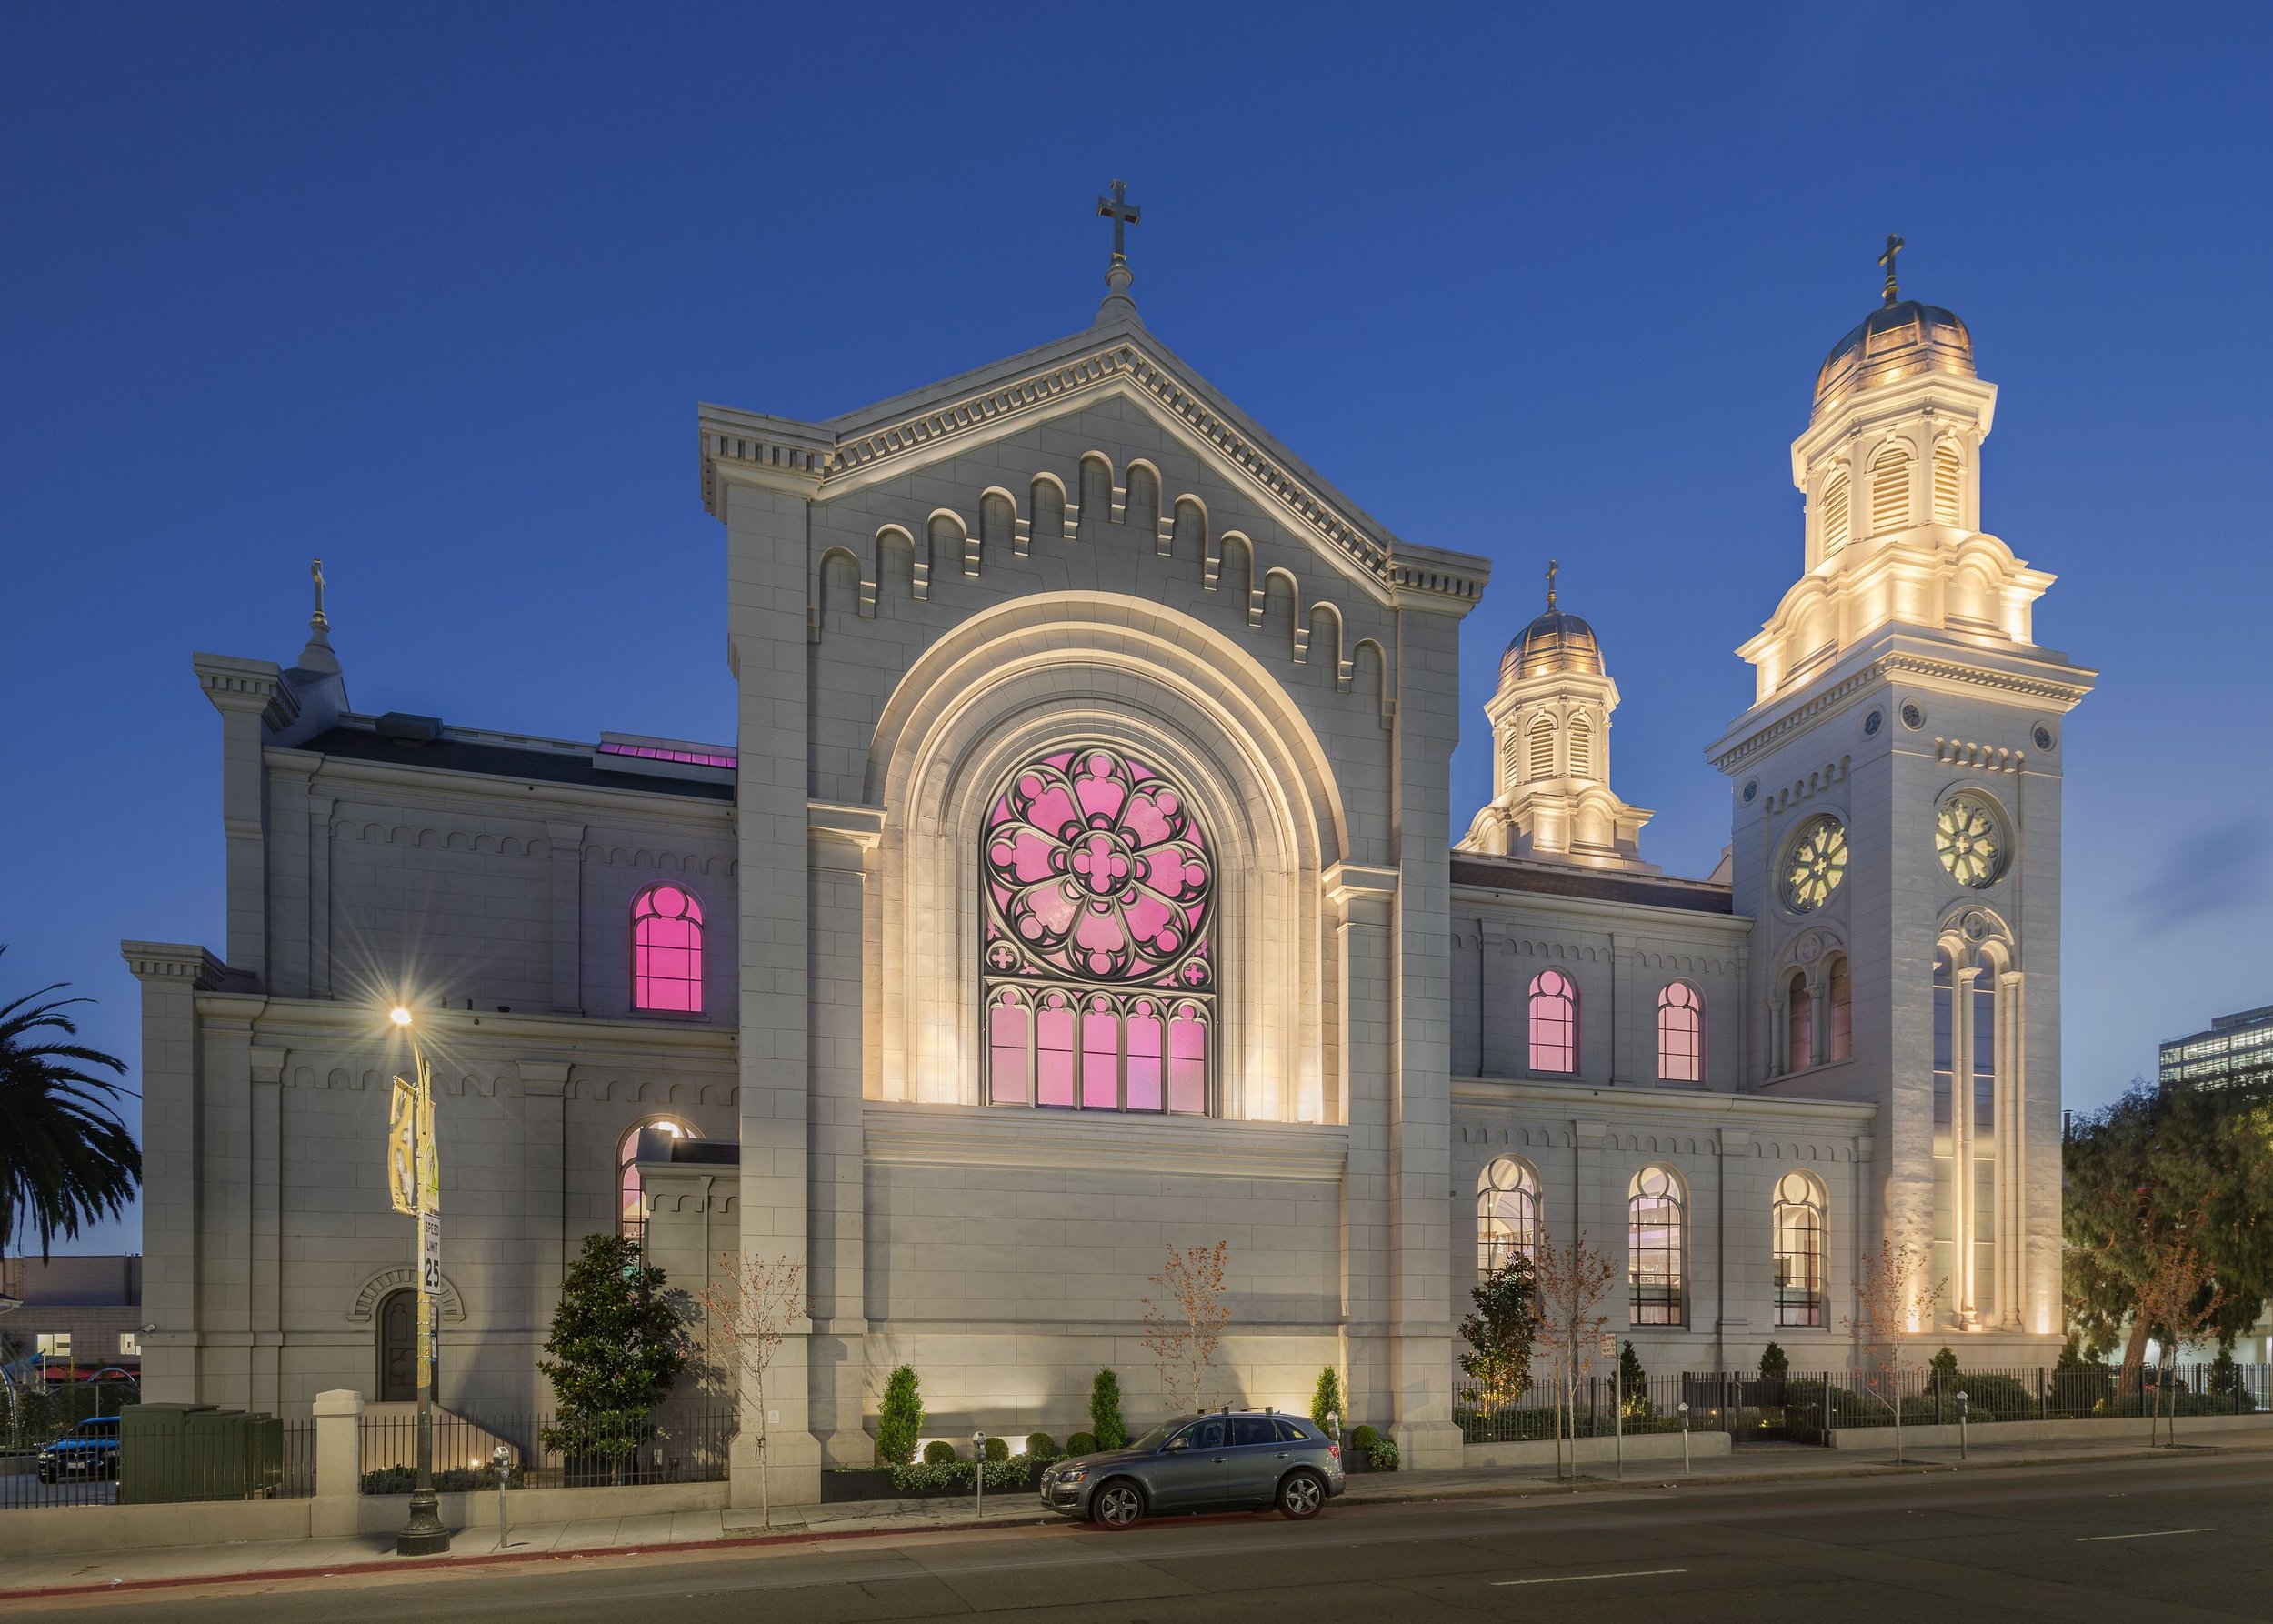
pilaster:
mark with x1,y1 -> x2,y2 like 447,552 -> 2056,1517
195,655 -> 295,984
248,1043 -> 286,1413
546,821 -> 586,1015
516,1058 -> 571,1398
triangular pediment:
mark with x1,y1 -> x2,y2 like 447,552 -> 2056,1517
699,314 -> 1484,603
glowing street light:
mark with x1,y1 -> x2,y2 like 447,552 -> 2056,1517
387,1004 -> 449,1556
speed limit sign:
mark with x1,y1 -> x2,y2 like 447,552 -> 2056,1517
420,1212 -> 442,1295
1599,1332 -> 1617,1359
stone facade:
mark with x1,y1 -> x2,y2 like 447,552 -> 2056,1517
126,254 -> 2088,1504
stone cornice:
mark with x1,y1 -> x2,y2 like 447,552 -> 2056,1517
1452,1076 -> 1874,1126
1448,884 -> 1752,937
700,328 -> 1467,596
269,747 -> 736,827
1707,636 -> 2096,774
119,939 -> 235,988
864,1101 -> 1347,1180
194,652 -> 298,731
187,994 -> 737,1059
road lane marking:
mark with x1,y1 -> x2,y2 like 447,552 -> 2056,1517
2075,1528 -> 2216,1542
1494,1568 -> 1688,1586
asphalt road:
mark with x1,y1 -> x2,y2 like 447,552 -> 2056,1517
14,1452 -> 2273,1623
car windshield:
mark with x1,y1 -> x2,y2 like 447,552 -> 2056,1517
1127,1422 -> 1179,1451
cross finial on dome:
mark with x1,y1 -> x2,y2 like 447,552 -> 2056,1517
1546,557 -> 1558,610
296,556 -> 341,676
1094,178 -> 1143,326
1879,233 -> 1905,307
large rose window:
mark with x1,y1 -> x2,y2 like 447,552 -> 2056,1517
983,747 -> 1215,1114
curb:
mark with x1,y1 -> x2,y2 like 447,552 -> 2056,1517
4,1441 -> 2259,1603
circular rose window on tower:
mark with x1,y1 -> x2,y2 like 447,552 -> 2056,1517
1936,793 -> 2008,889
1780,815 -> 1849,914
982,747 -> 1216,1114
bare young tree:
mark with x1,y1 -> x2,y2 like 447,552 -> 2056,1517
696,1250 -> 806,1529
2130,1220 -> 2225,1447
1843,1245 -> 1945,1464
1141,1241 -> 1230,1413
1528,1229 -> 1615,1480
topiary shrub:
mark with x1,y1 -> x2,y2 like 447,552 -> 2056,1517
982,1434 -> 1009,1462
1757,1341 -> 1789,1381
1089,1368 -> 1128,1450
1026,1432 -> 1058,1459
1929,1346 -> 1959,1382
1349,1423 -> 1382,1452
1366,1438 -> 1399,1472
1066,1430 -> 1098,1456
1311,1366 -> 1345,1432
923,1439 -> 957,1464
876,1364 -> 924,1466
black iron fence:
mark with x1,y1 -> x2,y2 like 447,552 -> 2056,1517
357,1404 -> 735,1492
1457,1363 -> 2268,1448
0,1412 -> 314,1509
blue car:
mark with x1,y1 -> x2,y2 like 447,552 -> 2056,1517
1039,1409 -> 1346,1528
36,1417 -> 119,1483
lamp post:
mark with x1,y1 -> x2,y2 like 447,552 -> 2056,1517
388,1006 -> 451,1555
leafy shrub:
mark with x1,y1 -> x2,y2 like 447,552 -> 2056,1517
1066,1430 -> 1097,1456
1349,1423 -> 1382,1451
982,1434 -> 1009,1462
1026,1432 -> 1059,1459
1311,1366 -> 1345,1431
876,1365 -> 923,1466
361,1463 -> 522,1495
1366,1439 -> 1399,1472
888,1456 -> 1045,1496
923,1439 -> 957,1464
1929,1347 -> 1959,1382
1757,1341 -> 1789,1380
1089,1369 -> 1128,1451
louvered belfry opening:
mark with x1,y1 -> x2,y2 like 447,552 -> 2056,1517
1932,440 -> 1963,526
1870,446 -> 1910,535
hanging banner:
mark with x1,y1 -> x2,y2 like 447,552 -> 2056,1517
416,1057 -> 441,1213
387,1078 -> 418,1216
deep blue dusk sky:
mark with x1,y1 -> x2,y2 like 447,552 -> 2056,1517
7,5 -> 2270,1254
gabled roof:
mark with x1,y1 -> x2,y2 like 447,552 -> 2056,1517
698,311 -> 1487,605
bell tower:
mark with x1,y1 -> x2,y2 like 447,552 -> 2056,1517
1707,246 -> 2095,1349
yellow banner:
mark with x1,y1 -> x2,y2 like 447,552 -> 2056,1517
387,1078 -> 418,1216
416,1056 -> 440,1213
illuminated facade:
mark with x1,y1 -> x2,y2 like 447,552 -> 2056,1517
126,225 -> 2087,1508
2160,1005 -> 2273,1094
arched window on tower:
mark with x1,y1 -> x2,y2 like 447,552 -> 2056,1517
1568,714 -> 1594,779
981,746 -> 1217,1115
1773,1170 -> 1827,1327
1477,1158 -> 1541,1276
1527,716 -> 1556,780
1786,967 -> 1814,1073
1932,440 -> 1964,526
1819,470 -> 1851,555
632,884 -> 705,1013
1932,946 -> 1956,1144
1657,982 -> 1703,1083
1827,956 -> 1853,1062
616,1118 -> 693,1240
1628,1167 -> 1686,1326
1869,446 -> 1912,536
1527,969 -> 1577,1074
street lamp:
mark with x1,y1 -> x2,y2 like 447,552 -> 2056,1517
387,1006 -> 450,1556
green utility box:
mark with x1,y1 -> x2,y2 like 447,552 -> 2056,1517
117,1403 -> 285,1503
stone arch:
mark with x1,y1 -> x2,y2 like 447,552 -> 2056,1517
348,1265 -> 466,1326
1029,472 -> 1069,547
866,591 -> 1347,1125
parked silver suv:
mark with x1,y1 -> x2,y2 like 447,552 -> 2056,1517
1039,1408 -> 1346,1528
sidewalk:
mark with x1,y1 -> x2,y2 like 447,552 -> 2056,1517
5,1430 -> 2266,1602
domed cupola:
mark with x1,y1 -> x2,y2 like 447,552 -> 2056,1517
1461,562 -> 1655,871
1812,300 -> 1975,420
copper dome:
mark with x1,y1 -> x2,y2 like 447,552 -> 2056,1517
1503,608 -> 1603,680
1812,299 -> 1975,418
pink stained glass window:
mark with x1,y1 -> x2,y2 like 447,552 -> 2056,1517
632,885 -> 705,1013
981,744 -> 1217,1115
1657,982 -> 1703,1083
1082,997 -> 1120,1109
1527,970 -> 1576,1074
1126,999 -> 1165,1112
988,993 -> 1030,1106
1168,1006 -> 1208,1114
1036,995 -> 1076,1108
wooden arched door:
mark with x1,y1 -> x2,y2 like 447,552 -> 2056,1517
376,1288 -> 416,1402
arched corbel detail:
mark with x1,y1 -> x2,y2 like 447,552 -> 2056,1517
1263,566 -> 1301,647
876,522 -> 926,602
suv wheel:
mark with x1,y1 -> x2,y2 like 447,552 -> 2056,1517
1093,1479 -> 1145,1529
1277,1469 -> 1326,1520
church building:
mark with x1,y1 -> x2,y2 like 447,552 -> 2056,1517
125,206 -> 2094,1499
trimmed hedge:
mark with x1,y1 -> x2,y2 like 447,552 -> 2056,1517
923,1439 -> 957,1464
1026,1432 -> 1059,1459
1066,1430 -> 1098,1456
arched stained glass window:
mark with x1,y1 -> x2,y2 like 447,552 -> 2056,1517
1657,982 -> 1703,1083
1773,1170 -> 1826,1327
981,746 -> 1216,1114
616,1118 -> 692,1239
1528,969 -> 1577,1074
1628,1167 -> 1686,1326
632,885 -> 704,1013
1477,1158 -> 1540,1275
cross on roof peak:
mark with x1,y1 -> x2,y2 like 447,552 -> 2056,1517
1096,179 -> 1140,264
1879,234 -> 1905,306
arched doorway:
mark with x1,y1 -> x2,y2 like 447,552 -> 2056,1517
376,1288 -> 416,1402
